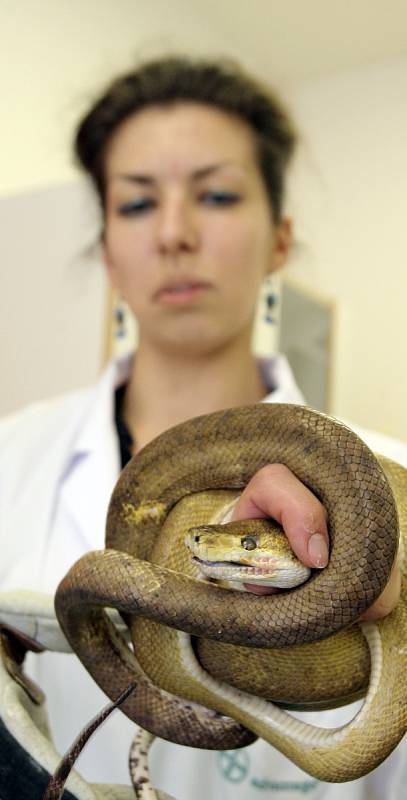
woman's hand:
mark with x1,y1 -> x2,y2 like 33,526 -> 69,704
232,463 -> 400,620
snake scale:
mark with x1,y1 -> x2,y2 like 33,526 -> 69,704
54,404 -> 407,785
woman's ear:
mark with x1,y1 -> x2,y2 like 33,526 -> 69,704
269,217 -> 293,274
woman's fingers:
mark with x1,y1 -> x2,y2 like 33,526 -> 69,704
232,463 -> 329,569
232,463 -> 400,618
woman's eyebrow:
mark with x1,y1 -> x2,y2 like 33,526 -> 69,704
111,162 -> 244,185
191,162 -> 242,180
112,173 -> 155,185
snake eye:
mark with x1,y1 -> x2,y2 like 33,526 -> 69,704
241,536 -> 257,551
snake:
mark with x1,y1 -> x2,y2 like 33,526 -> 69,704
54,403 -> 407,787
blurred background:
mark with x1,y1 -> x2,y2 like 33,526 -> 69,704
1,0 -> 406,439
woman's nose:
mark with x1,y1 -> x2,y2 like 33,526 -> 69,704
156,193 -> 199,255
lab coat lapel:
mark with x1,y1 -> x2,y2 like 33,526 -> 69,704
58,360 -> 126,552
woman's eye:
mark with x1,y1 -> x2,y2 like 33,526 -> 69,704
117,198 -> 156,216
200,191 -> 241,207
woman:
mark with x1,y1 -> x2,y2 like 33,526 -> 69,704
0,56 -> 404,799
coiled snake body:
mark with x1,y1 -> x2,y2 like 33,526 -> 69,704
55,404 -> 407,784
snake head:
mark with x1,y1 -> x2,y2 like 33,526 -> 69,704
185,519 -> 311,588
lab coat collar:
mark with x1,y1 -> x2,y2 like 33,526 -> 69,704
59,352 -> 303,551
260,354 -> 305,405
68,355 -> 133,458
63,350 -> 303,474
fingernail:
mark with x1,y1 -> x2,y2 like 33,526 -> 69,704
308,533 -> 329,568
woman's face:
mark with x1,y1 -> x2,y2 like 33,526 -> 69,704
103,102 -> 291,355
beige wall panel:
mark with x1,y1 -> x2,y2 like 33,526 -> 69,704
0,182 -> 107,415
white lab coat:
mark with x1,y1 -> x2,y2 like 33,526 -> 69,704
1,354 -> 406,800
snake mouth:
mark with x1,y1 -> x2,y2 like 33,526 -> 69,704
193,555 -> 284,568
192,556 -> 283,580
192,556 -> 311,588
193,556 -> 262,570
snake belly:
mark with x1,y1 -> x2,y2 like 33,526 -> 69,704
54,404 -> 406,782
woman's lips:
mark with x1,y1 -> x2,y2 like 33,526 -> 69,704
156,282 -> 211,305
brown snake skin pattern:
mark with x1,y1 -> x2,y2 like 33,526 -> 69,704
55,404 -> 406,783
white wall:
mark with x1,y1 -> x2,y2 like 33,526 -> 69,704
0,0 -> 277,194
285,56 -> 407,440
1,2 -> 406,440
2,0 -> 406,194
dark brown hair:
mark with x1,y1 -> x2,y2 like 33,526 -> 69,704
74,55 -> 297,222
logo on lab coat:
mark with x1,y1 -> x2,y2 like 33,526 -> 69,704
217,750 -> 250,783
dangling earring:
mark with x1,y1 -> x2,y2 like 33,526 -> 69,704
110,293 -> 138,357
114,296 -> 127,340
262,274 -> 280,326
252,273 -> 281,358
